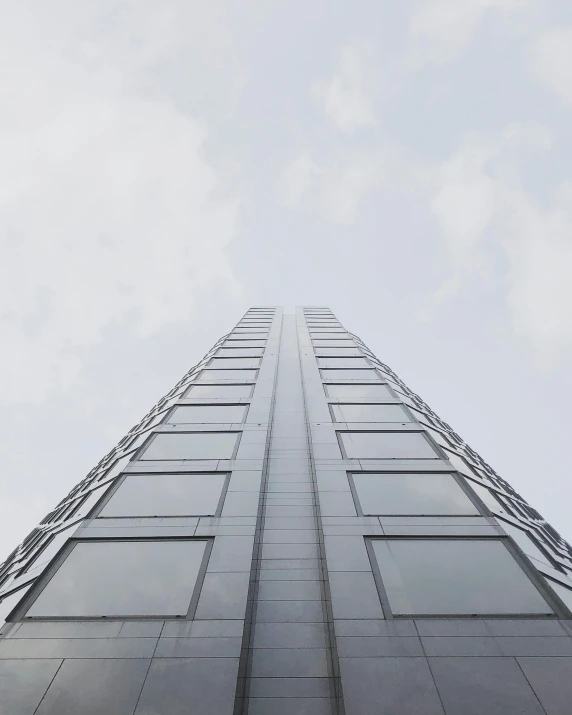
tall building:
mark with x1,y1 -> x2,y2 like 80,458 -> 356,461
1,307 -> 572,714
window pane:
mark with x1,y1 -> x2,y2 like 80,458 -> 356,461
231,332 -> 268,337
27,540 -> 207,617
372,539 -> 552,615
353,473 -> 479,515
311,333 -> 346,339
545,579 -> 572,611
316,348 -> 363,356
340,432 -> 439,459
217,348 -> 264,357
208,358 -> 260,369
140,433 -> 238,460
332,404 -> 411,423
168,405 -> 247,423
326,384 -> 394,399
99,473 -> 226,517
321,369 -> 380,380
318,357 -> 370,368
185,385 -> 253,398
198,369 -> 257,381
499,520 -> 554,567
313,340 -> 355,347
223,341 -> 266,348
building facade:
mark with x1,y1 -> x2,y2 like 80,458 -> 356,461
1,306 -> 572,714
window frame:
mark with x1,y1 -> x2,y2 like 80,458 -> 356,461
163,403 -> 249,425
324,382 -> 398,399
336,429 -> 445,460
329,402 -> 415,424
207,356 -> 262,369
184,383 -> 254,399
93,471 -> 231,519
366,536 -> 569,620
195,368 -> 259,382
348,471 -> 484,517
13,537 -> 213,622
136,430 -> 242,461
320,367 -> 382,381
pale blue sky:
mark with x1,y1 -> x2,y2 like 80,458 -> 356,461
1,0 -> 572,556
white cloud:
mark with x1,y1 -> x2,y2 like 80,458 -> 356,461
278,153 -> 380,224
526,25 -> 572,105
422,122 -> 572,363
313,45 -> 376,131
0,2 -> 243,406
407,0 -> 533,66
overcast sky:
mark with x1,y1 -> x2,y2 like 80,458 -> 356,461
1,0 -> 572,558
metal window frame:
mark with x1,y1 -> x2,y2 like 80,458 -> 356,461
365,535 -> 572,620
12,537 -> 214,622
135,430 -> 242,462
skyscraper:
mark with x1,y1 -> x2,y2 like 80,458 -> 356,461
1,306 -> 572,714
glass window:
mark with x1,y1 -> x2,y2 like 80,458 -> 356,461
139,432 -> 239,460
311,333 -> 346,339
223,341 -> 266,348
545,579 -> 572,611
26,540 -> 207,617
321,369 -> 380,381
340,431 -> 439,459
313,340 -> 355,348
316,348 -> 363,356
208,358 -> 260,369
326,384 -> 394,399
231,331 -> 268,337
217,348 -> 264,358
99,473 -> 227,517
332,404 -> 411,423
198,369 -> 257,381
318,357 -> 370,368
167,405 -> 247,424
185,384 -> 253,398
353,473 -> 479,515
499,520 -> 554,567
371,538 -> 553,616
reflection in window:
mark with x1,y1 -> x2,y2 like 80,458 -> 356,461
326,384 -> 394,399
332,404 -> 411,423
99,473 -> 227,517
318,357 -> 370,368
185,385 -> 253,399
499,519 -> 554,567
168,405 -> 247,423
372,539 -> 553,616
198,369 -> 257,381
26,540 -> 208,617
139,432 -> 239,460
313,340 -> 355,348
223,341 -> 266,349
321,369 -> 380,381
208,358 -> 260,369
340,432 -> 439,459
316,348 -> 363,356
217,348 -> 264,358
353,473 -> 479,515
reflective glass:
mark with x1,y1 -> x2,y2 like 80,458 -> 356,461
316,348 -> 363,356
321,369 -> 380,380
318,357 -> 370,368
217,348 -> 264,357
139,432 -> 239,460
326,384 -> 394,399
168,405 -> 247,423
311,332 -> 346,338
499,520 -> 554,567
372,539 -> 552,615
185,385 -> 253,398
546,579 -> 572,610
208,358 -> 260,369
332,404 -> 411,423
340,432 -> 439,459
353,473 -> 479,515
99,473 -> 227,516
27,540 -> 207,617
313,340 -> 355,348
223,341 -> 266,348
198,369 -> 257,381
231,332 -> 268,337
